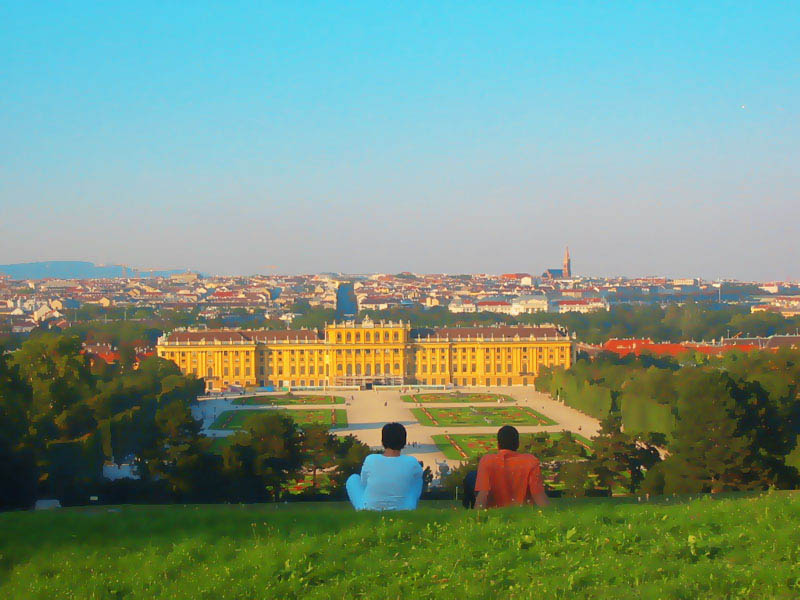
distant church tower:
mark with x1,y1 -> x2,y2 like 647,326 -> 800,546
563,246 -> 571,278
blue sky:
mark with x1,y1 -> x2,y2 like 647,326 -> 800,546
1,2 -> 798,279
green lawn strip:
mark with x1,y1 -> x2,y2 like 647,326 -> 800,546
401,393 -> 513,403
1,493 -> 798,598
210,409 -> 348,430
411,406 -> 556,427
234,395 -> 344,406
208,436 -> 233,454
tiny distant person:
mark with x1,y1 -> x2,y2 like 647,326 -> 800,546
346,422 -> 423,511
474,425 -> 548,509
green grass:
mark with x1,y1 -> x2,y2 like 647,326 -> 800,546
234,395 -> 344,406
432,432 -> 593,461
2,493 -> 800,598
208,436 -> 233,454
402,393 -> 513,403
210,409 -> 348,430
411,406 -> 556,427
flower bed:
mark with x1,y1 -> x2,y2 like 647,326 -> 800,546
411,406 -> 556,427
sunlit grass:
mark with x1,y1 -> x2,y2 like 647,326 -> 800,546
2,493 -> 799,598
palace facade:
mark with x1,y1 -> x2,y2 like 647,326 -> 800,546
156,320 -> 574,391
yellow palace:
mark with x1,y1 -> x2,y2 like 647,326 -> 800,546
156,320 -> 574,391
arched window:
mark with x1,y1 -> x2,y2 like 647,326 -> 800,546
366,364 -> 372,375
375,363 -> 381,374
346,364 -> 353,376
207,368 -> 213,378
384,363 -> 390,373
356,364 -> 362,375
365,333 -> 371,342
346,332 -> 351,342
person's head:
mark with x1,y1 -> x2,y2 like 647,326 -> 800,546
382,422 -> 407,450
497,425 -> 520,451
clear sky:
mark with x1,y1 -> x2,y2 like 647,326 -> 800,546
1,2 -> 798,280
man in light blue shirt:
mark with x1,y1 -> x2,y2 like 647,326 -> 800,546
346,422 -> 423,511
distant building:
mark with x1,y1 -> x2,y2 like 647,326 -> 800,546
555,297 -> 609,313
157,321 -> 573,390
542,246 -> 572,280
170,271 -> 200,284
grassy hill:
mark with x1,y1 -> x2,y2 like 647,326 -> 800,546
1,493 -> 799,599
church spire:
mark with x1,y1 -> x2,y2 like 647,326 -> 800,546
563,246 -> 571,278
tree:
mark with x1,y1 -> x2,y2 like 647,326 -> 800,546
590,415 -> 660,494
223,413 -> 304,501
301,425 -> 338,488
328,434 -> 371,493
663,371 -> 757,493
0,352 -> 37,509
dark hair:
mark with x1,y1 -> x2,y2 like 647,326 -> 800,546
497,425 -> 519,451
382,422 -> 407,450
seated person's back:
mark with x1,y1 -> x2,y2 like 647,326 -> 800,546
475,425 -> 548,509
346,422 -> 423,511
361,453 -> 423,510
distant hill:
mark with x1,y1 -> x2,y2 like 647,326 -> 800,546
0,261 -> 183,280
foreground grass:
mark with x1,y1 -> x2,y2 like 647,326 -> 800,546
1,493 -> 800,599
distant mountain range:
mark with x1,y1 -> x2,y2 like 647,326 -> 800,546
0,261 -> 184,280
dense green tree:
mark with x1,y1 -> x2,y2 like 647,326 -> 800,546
589,415 -> 660,494
223,413 -> 304,501
0,352 -> 38,508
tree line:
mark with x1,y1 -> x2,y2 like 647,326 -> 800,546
0,333 -> 370,509
535,349 -> 800,495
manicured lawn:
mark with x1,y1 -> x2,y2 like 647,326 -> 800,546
2,494 -> 799,598
432,432 -> 593,461
208,436 -> 233,454
210,409 -> 348,430
411,406 -> 556,427
234,394 -> 344,405
401,392 -> 512,403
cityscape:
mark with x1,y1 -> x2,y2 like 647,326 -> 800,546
2,2 -> 799,598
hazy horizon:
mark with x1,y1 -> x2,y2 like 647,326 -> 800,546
2,3 -> 798,280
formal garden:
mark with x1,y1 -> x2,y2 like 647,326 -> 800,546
432,431 -> 593,461
411,406 -> 556,427
210,409 -> 348,430
234,394 -> 344,405
401,392 -> 513,403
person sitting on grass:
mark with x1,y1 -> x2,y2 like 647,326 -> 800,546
473,425 -> 548,509
346,422 -> 423,511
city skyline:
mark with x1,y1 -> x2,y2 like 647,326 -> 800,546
2,2 -> 799,280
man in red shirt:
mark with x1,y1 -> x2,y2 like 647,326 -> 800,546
474,425 -> 549,509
